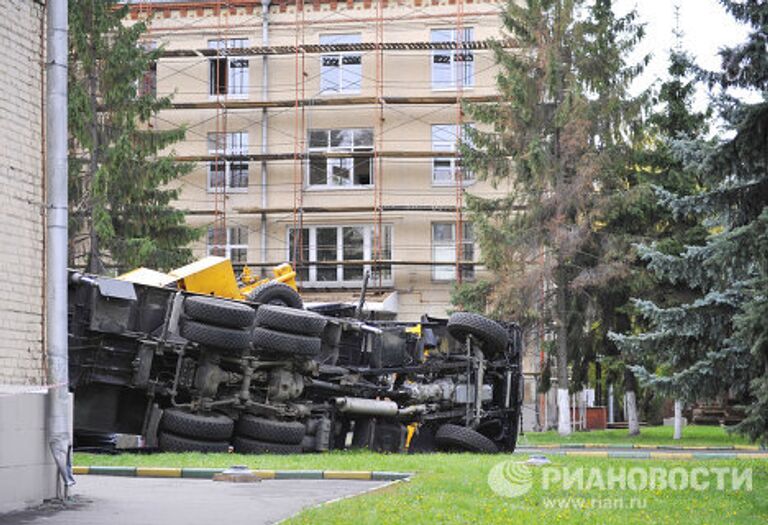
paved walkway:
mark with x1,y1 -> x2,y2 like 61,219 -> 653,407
2,475 -> 391,525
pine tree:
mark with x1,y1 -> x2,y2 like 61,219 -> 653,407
68,0 -> 198,273
610,0 -> 768,445
461,0 -> 646,435
594,7 -> 710,435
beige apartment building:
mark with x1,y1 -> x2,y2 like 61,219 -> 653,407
129,0 -> 512,321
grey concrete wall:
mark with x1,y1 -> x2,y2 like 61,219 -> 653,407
0,391 -> 58,514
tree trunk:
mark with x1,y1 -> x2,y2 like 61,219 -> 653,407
625,368 -> 640,436
86,12 -> 101,275
673,400 -> 683,440
556,268 -> 571,436
608,383 -> 615,424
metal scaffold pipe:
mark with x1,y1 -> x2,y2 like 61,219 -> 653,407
261,0 -> 271,272
46,0 -> 75,489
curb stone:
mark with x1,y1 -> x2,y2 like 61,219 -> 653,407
73,466 -> 412,481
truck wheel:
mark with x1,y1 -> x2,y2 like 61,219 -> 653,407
184,296 -> 255,329
233,436 -> 303,455
252,327 -> 321,358
162,409 -> 234,441
181,320 -> 251,351
435,424 -> 499,453
158,431 -> 230,453
255,304 -> 327,337
447,312 -> 509,356
246,281 -> 303,309
237,415 -> 305,445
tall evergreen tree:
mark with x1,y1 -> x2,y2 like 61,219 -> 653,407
593,8 -> 710,434
68,0 -> 198,273
460,0 -> 646,435
610,0 -> 768,445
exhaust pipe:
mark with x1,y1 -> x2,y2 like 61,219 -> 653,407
335,397 -> 399,417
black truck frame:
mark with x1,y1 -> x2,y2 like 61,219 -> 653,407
68,271 -> 523,454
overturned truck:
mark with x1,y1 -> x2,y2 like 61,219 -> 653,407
68,267 -> 523,454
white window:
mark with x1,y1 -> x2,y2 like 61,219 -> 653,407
431,28 -> 474,90
320,34 -> 362,94
432,124 -> 474,185
432,222 -> 474,281
208,39 -> 249,96
308,129 -> 373,188
207,131 -> 249,192
288,225 -> 392,286
208,226 -> 248,264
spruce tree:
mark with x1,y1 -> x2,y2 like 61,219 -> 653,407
68,0 -> 198,273
594,10 -> 710,434
461,0 -> 646,435
610,0 -> 768,444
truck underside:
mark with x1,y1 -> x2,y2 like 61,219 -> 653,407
68,270 -> 523,454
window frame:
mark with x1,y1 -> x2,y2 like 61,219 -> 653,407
306,128 -> 374,189
430,27 -> 475,91
207,131 -> 249,193
319,33 -> 363,95
207,225 -> 249,265
431,124 -> 475,186
208,38 -> 250,98
286,224 -> 394,287
431,222 -> 475,281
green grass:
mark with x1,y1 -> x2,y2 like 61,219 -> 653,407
74,451 -> 767,524
518,425 -> 756,447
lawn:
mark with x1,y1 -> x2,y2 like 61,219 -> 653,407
74,451 -> 767,524
518,425 -> 756,448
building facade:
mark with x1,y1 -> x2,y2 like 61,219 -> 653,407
129,0 -> 514,320
0,0 -> 59,514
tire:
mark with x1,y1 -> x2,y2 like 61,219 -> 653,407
434,424 -> 499,453
255,304 -> 327,337
233,436 -> 303,455
181,320 -> 251,351
162,409 -> 234,441
447,312 -> 509,356
246,281 -> 304,309
158,431 -> 230,453
252,327 -> 321,357
184,295 -> 255,329
237,415 -> 305,445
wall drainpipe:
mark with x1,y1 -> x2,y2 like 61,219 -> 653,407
260,0 -> 271,274
46,0 -> 75,490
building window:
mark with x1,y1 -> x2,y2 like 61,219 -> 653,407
432,222 -> 474,281
139,61 -> 157,98
308,128 -> 373,188
138,41 -> 157,98
320,34 -> 362,94
208,226 -> 249,264
431,124 -> 474,185
207,131 -> 249,191
287,225 -> 393,286
208,39 -> 249,96
431,28 -> 474,90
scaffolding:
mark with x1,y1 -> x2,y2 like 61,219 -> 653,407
131,0 -> 508,292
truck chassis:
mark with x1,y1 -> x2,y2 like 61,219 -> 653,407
68,271 -> 523,454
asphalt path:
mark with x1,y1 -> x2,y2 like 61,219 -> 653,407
1,475 -> 391,525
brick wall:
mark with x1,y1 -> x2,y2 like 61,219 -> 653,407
0,0 -> 46,386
